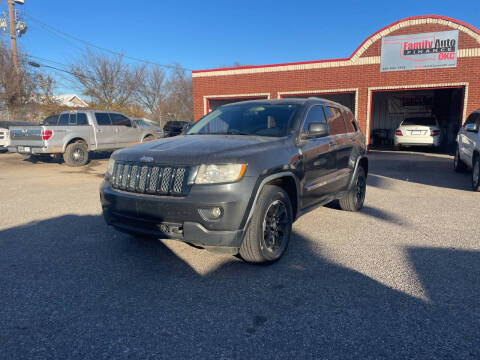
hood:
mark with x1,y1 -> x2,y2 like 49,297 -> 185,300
113,135 -> 289,165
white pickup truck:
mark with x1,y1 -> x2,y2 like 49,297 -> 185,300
454,109 -> 480,191
8,110 -> 158,166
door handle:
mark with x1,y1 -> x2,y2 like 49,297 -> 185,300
97,129 -> 103,133
328,142 -> 336,148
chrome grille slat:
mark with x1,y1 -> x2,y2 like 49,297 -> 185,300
148,166 -> 160,193
111,162 -> 189,197
172,168 -> 186,193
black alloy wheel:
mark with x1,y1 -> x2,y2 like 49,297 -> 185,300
262,199 -> 289,258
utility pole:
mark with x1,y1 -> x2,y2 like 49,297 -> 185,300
7,0 -> 18,70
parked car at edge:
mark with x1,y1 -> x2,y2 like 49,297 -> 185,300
8,110 -> 157,167
100,98 -> 368,263
454,109 -> 480,191
163,120 -> 194,137
0,121 -> 32,151
132,118 -> 164,139
394,116 -> 442,150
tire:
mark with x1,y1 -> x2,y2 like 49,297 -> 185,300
239,185 -> 293,264
454,145 -> 467,172
142,135 -> 155,142
339,166 -> 367,212
472,156 -> 480,192
63,141 -> 89,167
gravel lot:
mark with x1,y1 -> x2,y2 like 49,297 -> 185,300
1,151 -> 479,359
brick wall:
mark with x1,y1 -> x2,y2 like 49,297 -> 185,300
192,16 -> 480,142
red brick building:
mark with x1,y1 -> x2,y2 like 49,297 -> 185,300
192,15 -> 480,147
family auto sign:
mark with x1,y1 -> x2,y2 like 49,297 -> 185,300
380,30 -> 458,72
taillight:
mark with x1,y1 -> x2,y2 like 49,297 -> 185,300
42,130 -> 53,140
395,129 -> 403,136
430,129 -> 440,137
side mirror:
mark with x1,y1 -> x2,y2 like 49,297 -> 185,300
465,123 -> 478,132
301,122 -> 329,139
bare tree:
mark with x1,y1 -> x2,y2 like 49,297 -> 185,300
134,65 -> 167,125
162,64 -> 193,122
0,43 -> 37,121
37,74 -> 57,105
71,49 -> 143,110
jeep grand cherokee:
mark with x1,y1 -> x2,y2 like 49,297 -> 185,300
100,98 -> 368,263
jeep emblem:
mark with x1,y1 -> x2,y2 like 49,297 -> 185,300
140,156 -> 154,163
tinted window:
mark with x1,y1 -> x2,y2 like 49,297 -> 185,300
342,109 -> 356,133
303,105 -> 326,131
58,114 -> 69,126
43,115 -> 58,125
110,113 -> 131,126
402,117 -> 437,126
325,106 -> 347,135
68,113 -> 77,125
187,103 -> 300,137
77,113 -> 88,125
95,113 -> 111,126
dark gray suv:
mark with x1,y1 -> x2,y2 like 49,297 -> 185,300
100,98 -> 368,263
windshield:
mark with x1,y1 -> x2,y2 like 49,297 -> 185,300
186,103 -> 299,137
401,117 -> 437,126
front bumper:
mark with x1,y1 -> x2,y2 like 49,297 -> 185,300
100,176 -> 257,249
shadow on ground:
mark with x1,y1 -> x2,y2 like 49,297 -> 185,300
1,215 -> 479,358
368,150 -> 472,191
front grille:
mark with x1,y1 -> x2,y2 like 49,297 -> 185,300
111,161 -> 191,196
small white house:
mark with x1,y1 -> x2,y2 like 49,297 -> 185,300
53,94 -> 88,108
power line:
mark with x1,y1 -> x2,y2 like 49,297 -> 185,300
23,13 -> 192,71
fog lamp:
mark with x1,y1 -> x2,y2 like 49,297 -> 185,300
198,207 -> 223,221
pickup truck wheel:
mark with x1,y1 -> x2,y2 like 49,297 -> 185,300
454,146 -> 467,172
339,166 -> 366,212
473,157 -> 480,192
63,142 -> 89,167
239,185 -> 292,264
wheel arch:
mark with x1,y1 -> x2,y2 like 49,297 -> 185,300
242,172 -> 300,230
63,137 -> 88,152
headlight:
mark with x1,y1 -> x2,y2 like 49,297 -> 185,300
195,164 -> 247,184
106,158 -> 115,178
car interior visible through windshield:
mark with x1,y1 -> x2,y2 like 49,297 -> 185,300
187,103 -> 299,137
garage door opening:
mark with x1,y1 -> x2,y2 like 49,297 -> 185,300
207,96 -> 269,113
281,92 -> 356,115
370,87 -> 464,152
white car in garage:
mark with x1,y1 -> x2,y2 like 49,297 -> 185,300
394,116 -> 442,150
454,109 -> 480,191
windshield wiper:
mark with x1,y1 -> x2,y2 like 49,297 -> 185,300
214,130 -> 251,135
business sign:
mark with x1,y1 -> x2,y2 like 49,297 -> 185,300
380,30 -> 458,72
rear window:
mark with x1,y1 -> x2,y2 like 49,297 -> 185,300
325,106 -> 347,135
342,109 -> 356,133
58,114 -> 69,126
401,117 -> 437,126
77,113 -> 88,125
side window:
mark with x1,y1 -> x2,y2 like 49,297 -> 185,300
58,113 -> 69,126
77,113 -> 88,125
342,109 -> 356,133
303,105 -> 326,131
110,113 -> 131,127
95,113 -> 112,126
325,106 -> 347,135
68,113 -> 77,126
